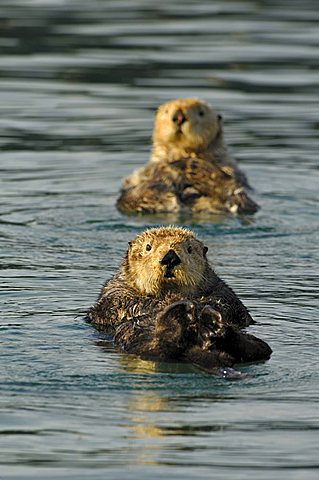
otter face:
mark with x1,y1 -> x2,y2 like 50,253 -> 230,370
124,226 -> 208,296
153,98 -> 222,152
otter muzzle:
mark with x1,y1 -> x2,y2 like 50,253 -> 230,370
160,249 -> 181,278
172,109 -> 187,127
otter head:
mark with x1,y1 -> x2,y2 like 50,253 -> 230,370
123,226 -> 209,296
152,98 -> 223,155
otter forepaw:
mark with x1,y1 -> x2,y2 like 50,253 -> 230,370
157,300 -> 195,332
153,300 -> 196,358
198,305 -> 226,350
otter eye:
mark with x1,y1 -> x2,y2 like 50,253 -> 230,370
218,114 -> 223,121
203,246 -> 208,255
187,246 -> 192,254
146,244 -> 152,251
198,109 -> 205,117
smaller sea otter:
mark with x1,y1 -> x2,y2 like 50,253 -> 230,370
117,98 -> 258,216
87,227 -> 271,373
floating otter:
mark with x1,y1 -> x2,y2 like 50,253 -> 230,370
117,98 -> 258,216
87,227 -> 271,373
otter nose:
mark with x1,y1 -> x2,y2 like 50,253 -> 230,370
172,109 -> 187,127
160,249 -> 181,269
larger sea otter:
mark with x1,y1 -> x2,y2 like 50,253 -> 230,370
117,98 -> 258,215
87,227 -> 271,372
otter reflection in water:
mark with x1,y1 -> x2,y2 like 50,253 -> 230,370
117,98 -> 259,216
87,226 -> 271,373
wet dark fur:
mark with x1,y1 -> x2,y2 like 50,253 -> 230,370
117,158 -> 258,215
87,263 -> 271,373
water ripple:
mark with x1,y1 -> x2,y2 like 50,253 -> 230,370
1,1 -> 319,479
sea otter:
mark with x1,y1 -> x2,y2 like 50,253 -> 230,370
117,98 -> 258,216
87,227 -> 271,373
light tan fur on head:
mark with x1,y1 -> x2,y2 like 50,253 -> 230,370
152,98 -> 223,162
123,226 -> 208,296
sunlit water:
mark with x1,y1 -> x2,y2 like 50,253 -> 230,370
1,1 -> 319,479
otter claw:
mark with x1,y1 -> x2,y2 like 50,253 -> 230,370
158,300 -> 195,330
162,299 -> 194,316
198,305 -> 225,349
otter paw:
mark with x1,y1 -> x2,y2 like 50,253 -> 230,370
154,300 -> 195,358
198,305 -> 225,349
157,300 -> 195,333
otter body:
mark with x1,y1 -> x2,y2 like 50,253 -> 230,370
117,98 -> 258,216
87,227 -> 271,373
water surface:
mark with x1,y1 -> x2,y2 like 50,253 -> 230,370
1,1 -> 319,479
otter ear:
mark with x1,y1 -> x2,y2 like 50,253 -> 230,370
203,246 -> 208,256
